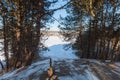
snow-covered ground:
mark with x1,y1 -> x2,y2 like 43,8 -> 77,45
115,62 -> 120,67
0,36 -> 120,80
40,36 -> 78,60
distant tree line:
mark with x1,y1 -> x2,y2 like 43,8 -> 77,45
60,0 -> 120,62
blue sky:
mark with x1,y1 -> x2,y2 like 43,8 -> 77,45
49,9 -> 67,31
48,0 -> 68,31
0,0 -> 68,30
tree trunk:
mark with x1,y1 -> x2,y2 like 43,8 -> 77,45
3,14 -> 9,72
105,39 -> 111,60
87,18 -> 92,58
25,0 -> 44,65
111,38 -> 119,62
14,0 -> 22,69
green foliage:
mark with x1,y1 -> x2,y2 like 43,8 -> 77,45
0,0 -> 57,72
60,0 -> 120,61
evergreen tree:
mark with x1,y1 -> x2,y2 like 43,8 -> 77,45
60,0 -> 120,61
0,0 -> 57,72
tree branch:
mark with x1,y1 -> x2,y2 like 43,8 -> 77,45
45,1 -> 71,13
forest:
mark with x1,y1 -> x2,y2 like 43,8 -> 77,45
0,0 -> 120,80
60,0 -> 120,62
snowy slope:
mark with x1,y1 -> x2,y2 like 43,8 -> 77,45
0,59 -> 100,80
0,36 -> 120,80
40,36 -> 78,60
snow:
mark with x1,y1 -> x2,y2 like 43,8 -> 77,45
0,39 -> 5,72
43,36 -> 69,47
40,36 -> 78,60
85,70 -> 99,80
0,39 -> 4,61
58,67 -> 100,80
0,59 -> 50,80
0,59 -> 101,80
0,36 -> 120,80
115,62 -> 120,67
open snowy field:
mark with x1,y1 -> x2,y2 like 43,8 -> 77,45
0,36 -> 120,80
40,36 -> 78,60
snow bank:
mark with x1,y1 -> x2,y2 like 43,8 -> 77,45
0,59 -> 50,80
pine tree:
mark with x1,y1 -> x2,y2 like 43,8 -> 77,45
60,0 -> 120,61
0,0 -> 57,72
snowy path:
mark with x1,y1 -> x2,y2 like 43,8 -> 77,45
1,59 -> 120,80
90,61 -> 120,80
1,36 -> 120,80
